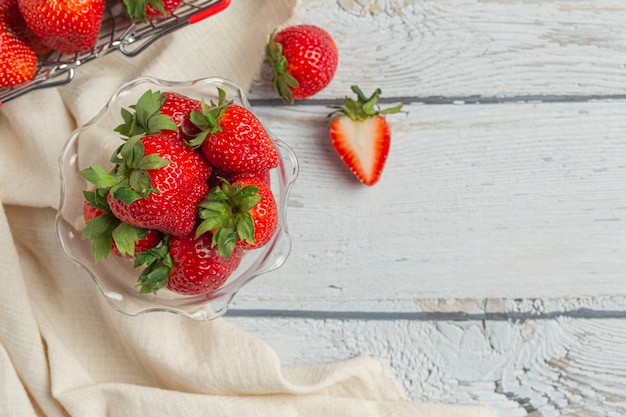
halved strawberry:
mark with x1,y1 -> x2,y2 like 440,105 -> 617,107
328,86 -> 403,186
196,176 -> 278,259
188,88 -> 280,173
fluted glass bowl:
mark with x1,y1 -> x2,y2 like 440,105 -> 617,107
56,76 -> 298,321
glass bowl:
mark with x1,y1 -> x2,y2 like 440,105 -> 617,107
56,76 -> 298,321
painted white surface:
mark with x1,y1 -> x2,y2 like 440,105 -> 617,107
234,1 -> 626,416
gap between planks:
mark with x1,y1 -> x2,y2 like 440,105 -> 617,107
225,306 -> 626,321
248,94 -> 626,107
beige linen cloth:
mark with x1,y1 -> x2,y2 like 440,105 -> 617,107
0,1 -> 496,416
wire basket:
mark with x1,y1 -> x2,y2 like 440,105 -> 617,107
0,0 -> 230,105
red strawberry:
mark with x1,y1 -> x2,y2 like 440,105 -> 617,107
80,131 -> 212,237
188,88 -> 280,173
114,89 -> 201,142
17,0 -> 105,55
328,86 -> 403,186
160,92 -> 203,139
82,193 -> 163,261
0,0 -> 49,55
132,232 -> 244,295
121,0 -> 184,22
166,233 -> 244,295
196,176 -> 278,259
266,24 -> 338,103
0,26 -> 37,89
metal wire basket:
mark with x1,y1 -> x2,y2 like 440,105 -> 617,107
0,0 -> 230,105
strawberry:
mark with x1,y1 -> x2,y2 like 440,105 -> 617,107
160,92 -> 203,139
0,0 -> 49,55
114,89 -> 201,141
80,131 -> 212,237
133,232 -> 244,295
266,24 -> 338,103
121,0 -> 184,22
188,88 -> 280,173
82,189 -> 163,262
196,176 -> 278,259
328,86 -> 403,186
0,0 -> 37,88
166,233 -> 244,295
17,0 -> 105,55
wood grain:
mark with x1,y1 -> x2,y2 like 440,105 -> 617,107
231,101 -> 626,306
233,1 -> 626,416
250,0 -> 626,100
227,312 -> 626,417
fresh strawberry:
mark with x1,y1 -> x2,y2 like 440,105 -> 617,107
82,190 -> 163,262
17,0 -> 105,55
328,86 -> 403,186
196,176 -> 278,259
121,0 -> 184,22
266,24 -> 338,103
166,233 -> 244,295
133,232 -> 244,295
160,92 -> 203,139
0,24 -> 37,89
80,131 -> 212,237
188,88 -> 280,173
218,168 -> 272,187
114,89 -> 201,141
0,0 -> 49,55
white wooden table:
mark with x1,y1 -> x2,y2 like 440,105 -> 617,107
227,1 -> 626,416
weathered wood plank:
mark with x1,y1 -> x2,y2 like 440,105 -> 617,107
227,313 -> 626,417
250,0 -> 626,100
230,100 -> 626,307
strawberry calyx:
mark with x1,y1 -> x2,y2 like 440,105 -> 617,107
114,89 -> 178,139
265,30 -> 299,104
79,135 -> 170,205
133,235 -> 172,294
122,0 -> 167,21
196,178 -> 261,260
82,188 -> 151,262
328,85 -> 403,121
185,88 -> 232,148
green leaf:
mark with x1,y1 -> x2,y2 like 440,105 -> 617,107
147,114 -> 178,133
138,153 -> 170,170
129,169 -> 153,196
240,195 -> 262,212
195,218 -> 219,238
91,234 -> 114,264
214,227 -> 238,259
82,213 -> 119,263
111,222 -> 142,257
79,164 -> 117,188
82,213 -> 118,240
112,186 -> 143,205
235,215 -> 255,245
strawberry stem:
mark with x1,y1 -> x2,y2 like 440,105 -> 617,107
196,178 -> 261,259
187,88 -> 232,148
114,89 -> 177,138
134,235 -> 172,294
265,30 -> 299,104
328,85 -> 403,121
